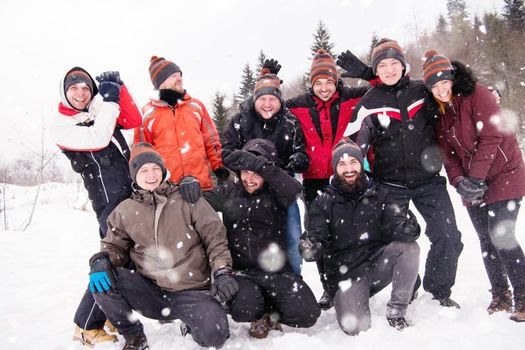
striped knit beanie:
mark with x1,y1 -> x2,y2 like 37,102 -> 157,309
422,49 -> 454,89
253,68 -> 282,101
129,142 -> 167,183
149,56 -> 182,89
310,49 -> 338,85
371,38 -> 406,75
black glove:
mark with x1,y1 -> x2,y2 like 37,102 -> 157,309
263,58 -> 281,75
285,152 -> 309,173
210,268 -> 239,303
178,176 -> 202,203
456,177 -> 488,203
336,50 -> 375,80
88,252 -> 117,293
224,150 -> 267,173
401,210 -> 421,241
96,71 -> 123,85
213,167 -> 230,185
298,238 -> 323,262
98,81 -> 121,103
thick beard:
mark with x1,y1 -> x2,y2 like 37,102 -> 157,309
333,171 -> 368,198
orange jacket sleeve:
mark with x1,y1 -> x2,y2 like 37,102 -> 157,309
197,100 -> 223,170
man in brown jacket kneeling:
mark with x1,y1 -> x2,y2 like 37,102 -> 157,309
88,143 -> 238,350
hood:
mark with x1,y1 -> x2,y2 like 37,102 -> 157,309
242,138 -> 279,163
451,60 -> 476,97
59,66 -> 98,111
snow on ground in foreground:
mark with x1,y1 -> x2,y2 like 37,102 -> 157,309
0,182 -> 524,350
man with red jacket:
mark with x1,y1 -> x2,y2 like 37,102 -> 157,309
51,67 -> 142,346
134,56 -> 229,201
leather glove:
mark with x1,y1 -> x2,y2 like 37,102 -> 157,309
89,252 -> 117,293
298,238 -> 323,262
210,268 -> 239,303
263,58 -> 281,75
400,210 -> 421,241
336,50 -> 375,80
285,152 -> 309,173
456,177 -> 487,203
98,81 -> 121,103
179,176 -> 202,203
96,71 -> 124,85
224,150 -> 267,173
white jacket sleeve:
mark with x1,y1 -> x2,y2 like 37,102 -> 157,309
51,99 -> 120,151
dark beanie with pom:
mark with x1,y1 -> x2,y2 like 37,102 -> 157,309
149,56 -> 182,89
331,139 -> 364,171
422,49 -> 454,89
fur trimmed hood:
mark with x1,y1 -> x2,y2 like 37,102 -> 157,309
451,60 -> 477,97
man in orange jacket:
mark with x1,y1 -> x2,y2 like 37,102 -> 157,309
134,56 -> 229,201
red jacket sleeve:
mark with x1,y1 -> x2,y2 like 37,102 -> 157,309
116,85 -> 142,130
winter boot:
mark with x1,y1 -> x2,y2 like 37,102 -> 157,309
510,291 -> 525,322
318,290 -> 334,310
72,325 -> 117,347
487,289 -> 512,315
105,319 -> 118,333
433,296 -> 460,309
249,314 -> 282,339
122,332 -> 149,350
387,317 -> 410,331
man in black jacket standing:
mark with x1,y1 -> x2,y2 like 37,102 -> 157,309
205,139 -> 320,339
300,139 -> 420,334
340,39 -> 464,308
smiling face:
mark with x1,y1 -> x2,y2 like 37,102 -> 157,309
431,80 -> 454,103
66,83 -> 92,110
240,170 -> 264,194
335,156 -> 362,185
135,163 -> 163,191
312,78 -> 336,102
376,58 -> 404,86
159,72 -> 184,93
254,95 -> 281,119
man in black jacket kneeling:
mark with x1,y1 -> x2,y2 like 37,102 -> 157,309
205,139 -> 320,339
300,139 -> 420,334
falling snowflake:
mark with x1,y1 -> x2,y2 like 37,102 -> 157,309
258,243 -> 285,272
161,307 -> 171,316
177,241 -> 183,248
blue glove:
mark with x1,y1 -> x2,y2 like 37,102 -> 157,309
89,271 -> 113,293
88,252 -> 117,293
98,81 -> 121,103
96,71 -> 123,85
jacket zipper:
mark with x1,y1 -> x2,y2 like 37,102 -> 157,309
90,152 -> 109,204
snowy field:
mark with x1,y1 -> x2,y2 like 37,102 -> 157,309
1,180 -> 524,350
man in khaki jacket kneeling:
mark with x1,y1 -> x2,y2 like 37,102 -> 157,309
88,143 -> 238,350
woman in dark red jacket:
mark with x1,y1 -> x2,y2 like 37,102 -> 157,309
423,50 -> 525,322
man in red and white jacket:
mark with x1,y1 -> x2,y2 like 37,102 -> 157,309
51,67 -> 142,346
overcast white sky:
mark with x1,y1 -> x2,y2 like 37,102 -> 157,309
0,0 -> 504,159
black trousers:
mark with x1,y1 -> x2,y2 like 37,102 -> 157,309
467,199 -> 525,295
381,176 -> 464,299
228,271 -> 320,328
73,200 -> 121,330
93,268 -> 229,349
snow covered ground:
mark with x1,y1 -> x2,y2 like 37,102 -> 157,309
1,181 -> 524,350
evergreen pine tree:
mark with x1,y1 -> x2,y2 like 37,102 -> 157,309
212,91 -> 229,143
236,63 -> 255,104
310,19 -> 335,58
367,32 -> 379,63
256,50 -> 267,72
503,0 -> 525,31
